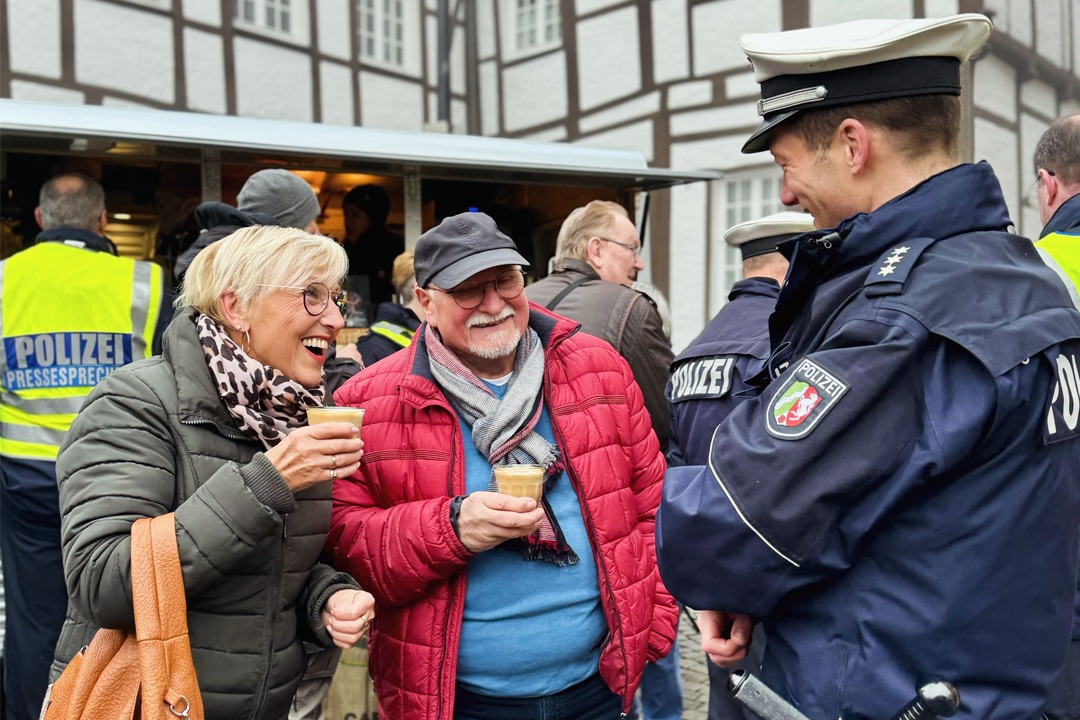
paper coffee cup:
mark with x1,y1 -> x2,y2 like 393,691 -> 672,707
307,406 -> 365,431
493,464 -> 544,502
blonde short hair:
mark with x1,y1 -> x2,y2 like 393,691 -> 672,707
554,200 -> 628,264
391,250 -> 416,298
177,225 -> 348,325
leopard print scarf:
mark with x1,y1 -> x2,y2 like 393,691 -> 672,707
196,313 -> 324,448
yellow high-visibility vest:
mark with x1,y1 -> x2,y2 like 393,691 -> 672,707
0,242 -> 164,461
1037,232 -> 1080,309
369,320 -> 414,348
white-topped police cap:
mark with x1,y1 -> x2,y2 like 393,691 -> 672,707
740,13 -> 993,153
724,211 -> 817,259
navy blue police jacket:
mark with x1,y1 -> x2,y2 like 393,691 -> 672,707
656,162 -> 1080,720
667,277 -> 779,467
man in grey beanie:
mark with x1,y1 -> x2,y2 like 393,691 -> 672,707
174,168 -> 321,283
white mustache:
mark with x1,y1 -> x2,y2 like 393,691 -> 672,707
466,307 -> 515,328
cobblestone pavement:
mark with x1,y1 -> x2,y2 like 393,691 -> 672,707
676,611 -> 711,720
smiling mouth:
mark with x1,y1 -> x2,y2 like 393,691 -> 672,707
302,337 -> 329,358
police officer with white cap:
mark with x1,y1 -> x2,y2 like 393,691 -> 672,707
668,212 -> 813,720
656,14 -> 1080,720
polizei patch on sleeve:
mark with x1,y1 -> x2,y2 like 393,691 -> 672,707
765,357 -> 849,439
1046,348 -> 1080,445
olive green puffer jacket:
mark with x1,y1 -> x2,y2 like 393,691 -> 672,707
51,308 -> 358,720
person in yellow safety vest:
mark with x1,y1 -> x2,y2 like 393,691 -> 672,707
353,250 -> 422,367
0,173 -> 169,720
1033,115 -> 1080,720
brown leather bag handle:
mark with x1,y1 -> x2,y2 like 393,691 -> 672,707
131,515 -> 204,719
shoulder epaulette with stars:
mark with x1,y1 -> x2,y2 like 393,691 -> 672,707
863,237 -> 937,297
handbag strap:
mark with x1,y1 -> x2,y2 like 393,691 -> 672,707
130,514 -> 190,643
543,276 -> 592,312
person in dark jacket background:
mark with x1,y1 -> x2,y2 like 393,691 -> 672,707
354,249 -> 422,366
48,226 -> 375,720
657,15 -> 1080,719
525,200 -> 674,453
341,184 -> 405,313
667,211 -> 812,720
1033,114 -> 1080,720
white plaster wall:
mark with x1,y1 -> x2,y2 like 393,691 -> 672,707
315,0 -> 351,61
576,7 -> 641,111
1021,77 -> 1058,119
924,0 -> 960,17
724,71 -> 759,100
502,52 -> 568,132
669,80 -> 712,109
974,116 -> 1020,224
7,0 -> 62,79
810,0 -> 912,26
576,0 -> 623,14
76,0 -> 174,104
973,54 -> 1017,123
101,96 -> 156,109
182,0 -> 220,27
1020,203 -> 1042,239
692,0 -> 780,77
668,181 -> 709,353
479,60 -> 500,135
1020,111 -> 1050,186
320,61 -> 354,125
1062,99 -> 1080,117
476,0 -> 496,60
359,71 -> 424,131
426,14 -> 438,83
451,23 -> 466,95
524,126 -> 568,142
1075,4 -> 1080,79
670,134 -> 763,172
671,101 -> 758,137
184,28 -> 226,114
1034,0 -> 1067,66
452,98 -> 468,133
577,120 -> 654,162
579,91 -> 660,134
234,37 -> 312,121
652,0 -> 689,84
9,80 -> 83,104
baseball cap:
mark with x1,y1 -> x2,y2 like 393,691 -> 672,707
414,212 -> 529,289
740,14 -> 993,153
725,211 -> 817,260
237,169 -> 320,229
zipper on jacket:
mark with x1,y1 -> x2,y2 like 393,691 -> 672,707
179,416 -> 252,442
247,516 -> 287,720
542,357 -> 631,711
437,420 -> 460,720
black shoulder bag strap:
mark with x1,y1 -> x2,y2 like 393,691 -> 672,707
544,276 -> 592,311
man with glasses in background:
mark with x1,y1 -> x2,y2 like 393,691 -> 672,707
326,211 -> 678,720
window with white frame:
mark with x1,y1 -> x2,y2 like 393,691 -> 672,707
234,0 -> 292,34
358,0 -> 405,67
714,171 -> 787,298
513,0 -> 560,53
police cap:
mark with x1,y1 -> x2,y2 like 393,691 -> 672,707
724,211 -> 816,260
740,14 -> 992,154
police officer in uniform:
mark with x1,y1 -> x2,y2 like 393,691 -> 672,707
0,173 -> 169,720
656,15 -> 1080,720
1033,114 -> 1080,720
666,211 -> 813,720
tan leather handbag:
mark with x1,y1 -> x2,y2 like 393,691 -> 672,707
41,513 -> 204,720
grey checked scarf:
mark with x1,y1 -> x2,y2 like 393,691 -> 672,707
425,323 -> 578,565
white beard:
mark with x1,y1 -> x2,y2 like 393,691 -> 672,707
466,307 -> 522,360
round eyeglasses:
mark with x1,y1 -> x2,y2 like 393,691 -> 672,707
258,282 -> 349,317
430,269 -> 526,310
598,237 -> 642,258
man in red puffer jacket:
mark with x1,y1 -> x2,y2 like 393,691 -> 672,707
326,211 -> 678,720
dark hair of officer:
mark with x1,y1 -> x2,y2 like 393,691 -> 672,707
38,173 -> 106,232
786,95 -> 961,161
1033,115 -> 1080,187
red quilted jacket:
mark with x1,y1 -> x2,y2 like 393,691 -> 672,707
326,304 -> 678,719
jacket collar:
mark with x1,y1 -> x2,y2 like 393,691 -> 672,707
374,301 -> 422,331
36,228 -> 116,254
728,277 -> 780,302
1040,192 -> 1080,238
551,258 -> 601,280
165,307 -> 257,439
396,302 -> 578,409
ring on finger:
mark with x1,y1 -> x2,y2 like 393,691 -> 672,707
329,466 -> 337,481
331,454 -> 337,469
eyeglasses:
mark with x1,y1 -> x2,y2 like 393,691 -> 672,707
598,237 -> 643,258
429,269 -> 526,310
258,282 -> 349,317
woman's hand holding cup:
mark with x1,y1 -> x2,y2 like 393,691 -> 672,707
264,411 -> 364,493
